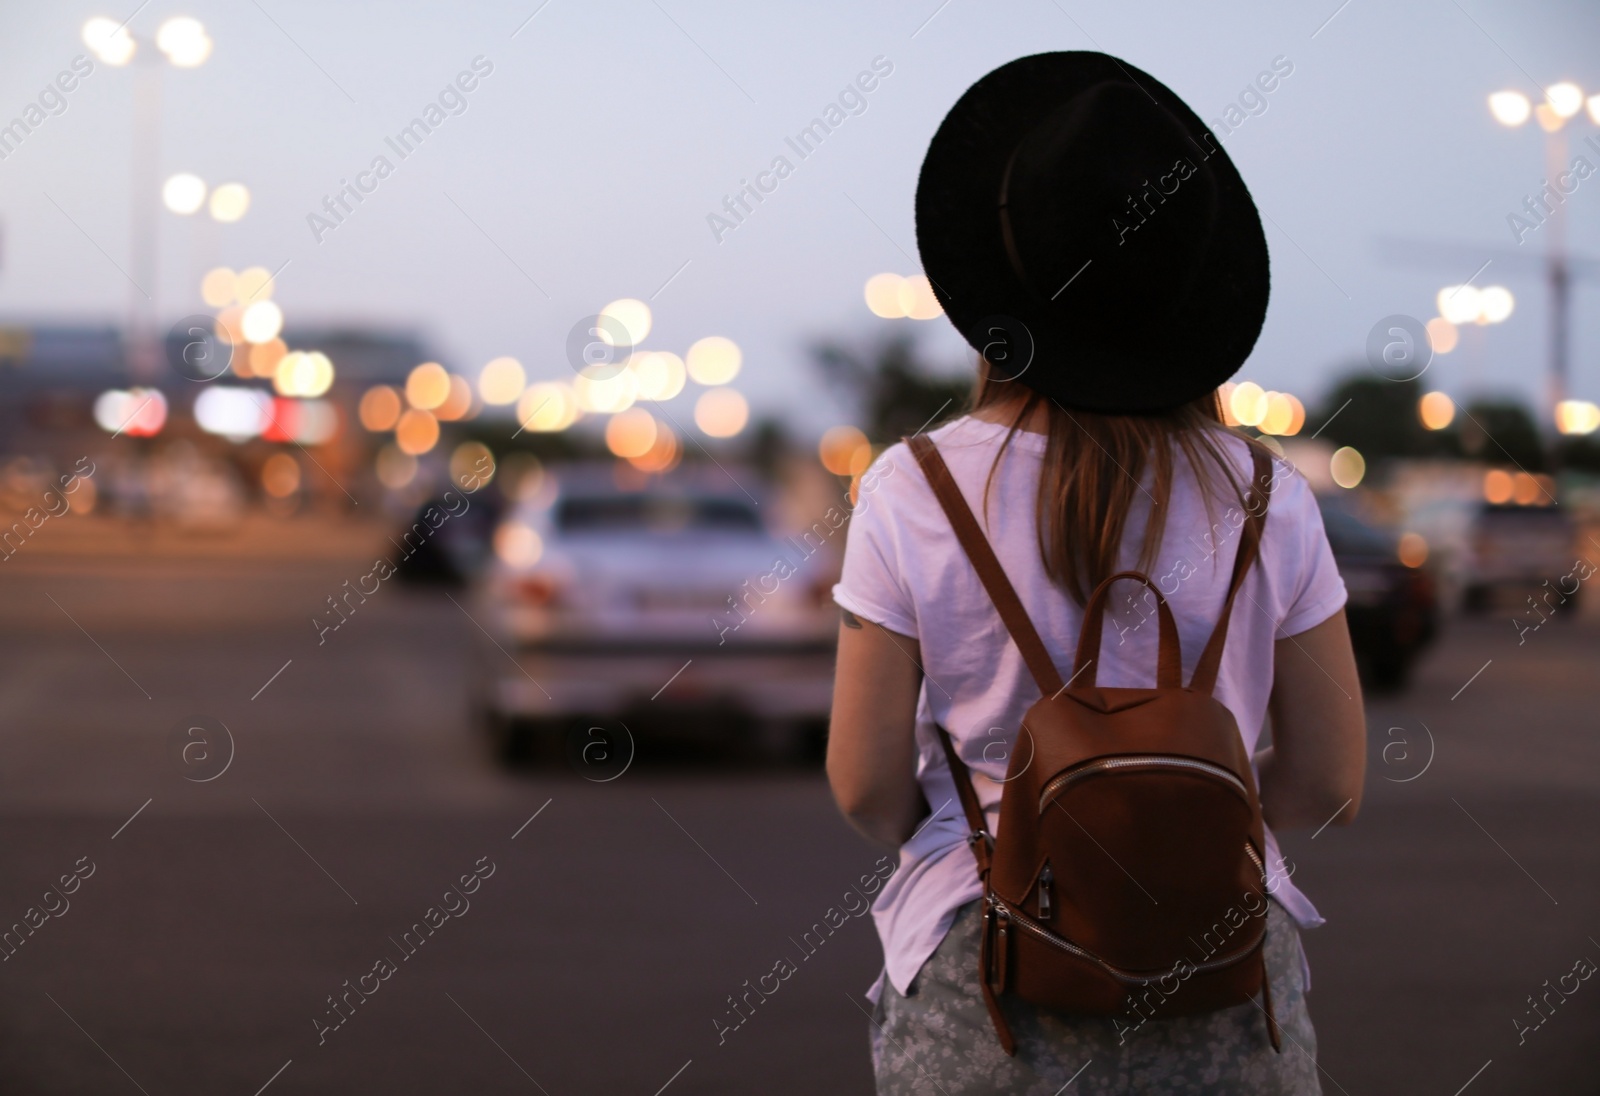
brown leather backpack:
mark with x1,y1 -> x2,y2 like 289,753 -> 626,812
907,435 -> 1281,1056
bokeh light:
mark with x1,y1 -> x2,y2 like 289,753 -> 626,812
477,356 -> 526,405
1258,393 -> 1305,437
1329,446 -> 1366,489
573,364 -> 638,414
162,173 -> 206,214
195,386 -> 270,439
1555,399 -> 1600,435
201,267 -> 237,308
209,183 -> 250,223
631,351 -> 687,401
1488,90 -> 1531,126
1511,472 -> 1542,505
1228,381 -> 1268,427
156,16 -> 212,66
275,351 -> 334,398
406,362 -> 451,410
1483,468 -> 1514,504
394,408 -> 440,456
865,273 -> 906,318
82,17 -> 136,65
628,423 -> 680,473
605,408 -> 659,459
1437,286 -> 1480,326
241,300 -> 284,344
1398,532 -> 1429,568
1217,382 -> 1241,427
1476,286 -> 1514,324
93,388 -> 167,436
1546,81 -> 1584,118
686,336 -> 742,385
376,445 -> 418,490
434,374 -> 474,421
450,442 -> 495,490
249,338 -> 287,378
599,298 -> 652,346
1419,391 -> 1456,430
1425,317 -> 1458,354
236,266 -> 273,302
214,306 -> 244,347
359,385 -> 403,432
494,523 -> 544,568
898,274 -> 943,320
261,453 -> 301,498
694,388 -> 749,438
517,382 -> 580,432
819,425 -> 871,476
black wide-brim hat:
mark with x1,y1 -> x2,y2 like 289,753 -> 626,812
916,52 -> 1269,414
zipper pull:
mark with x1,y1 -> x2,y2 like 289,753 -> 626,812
993,905 -> 1010,993
1037,863 -> 1054,921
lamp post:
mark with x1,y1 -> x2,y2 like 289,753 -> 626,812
82,15 -> 213,380
1487,82 -> 1599,429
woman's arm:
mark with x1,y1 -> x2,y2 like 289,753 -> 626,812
1256,609 -> 1367,830
826,610 -> 927,848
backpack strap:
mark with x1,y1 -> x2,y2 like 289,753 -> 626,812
934,725 -> 992,879
1188,447 -> 1276,695
907,435 -> 1065,696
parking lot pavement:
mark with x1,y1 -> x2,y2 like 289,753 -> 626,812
0,549 -> 1594,1093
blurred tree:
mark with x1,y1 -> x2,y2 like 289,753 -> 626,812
1555,435 -> 1600,472
810,332 -> 971,444
1459,399 -> 1547,471
749,416 -> 791,478
1311,372 -> 1439,459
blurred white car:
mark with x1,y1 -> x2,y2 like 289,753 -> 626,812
472,464 -> 839,761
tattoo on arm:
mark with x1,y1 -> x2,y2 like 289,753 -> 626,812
841,608 -> 864,630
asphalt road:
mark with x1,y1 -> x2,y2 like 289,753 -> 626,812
0,526 -> 1595,1095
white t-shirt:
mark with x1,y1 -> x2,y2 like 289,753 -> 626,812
832,415 -> 1349,1002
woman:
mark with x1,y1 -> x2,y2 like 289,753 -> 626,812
827,53 -> 1366,1095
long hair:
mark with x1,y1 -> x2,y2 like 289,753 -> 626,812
970,360 -> 1263,606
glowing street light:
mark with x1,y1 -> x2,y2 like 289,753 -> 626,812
82,17 -> 136,65
1436,285 -> 1513,326
154,16 -> 212,67
1488,90 -> 1531,127
1545,82 -> 1584,120
84,14 -> 213,379
162,173 -> 206,214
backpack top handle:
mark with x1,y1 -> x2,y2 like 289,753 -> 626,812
1071,571 -> 1181,689
906,434 -> 1276,698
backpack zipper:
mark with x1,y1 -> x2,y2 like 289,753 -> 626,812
988,889 -> 1263,986
1038,755 -> 1249,814
1036,862 -> 1054,921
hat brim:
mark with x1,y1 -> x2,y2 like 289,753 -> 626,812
915,52 -> 1270,413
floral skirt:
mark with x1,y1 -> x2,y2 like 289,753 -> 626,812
869,898 -> 1321,1095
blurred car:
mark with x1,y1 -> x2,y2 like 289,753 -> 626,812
394,490 -> 504,585
1460,501 -> 1579,613
1318,496 -> 1437,691
472,465 -> 838,762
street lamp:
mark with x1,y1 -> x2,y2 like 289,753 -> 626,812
161,173 -> 251,222
1486,81 -> 1598,428
81,14 -> 213,380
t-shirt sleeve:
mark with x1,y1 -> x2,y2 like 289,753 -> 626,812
1274,468 -> 1349,638
832,447 -> 920,639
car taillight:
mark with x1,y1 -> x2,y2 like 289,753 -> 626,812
513,575 -> 563,607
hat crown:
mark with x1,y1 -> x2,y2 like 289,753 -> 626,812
915,52 -> 1270,414
1001,82 -> 1220,324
